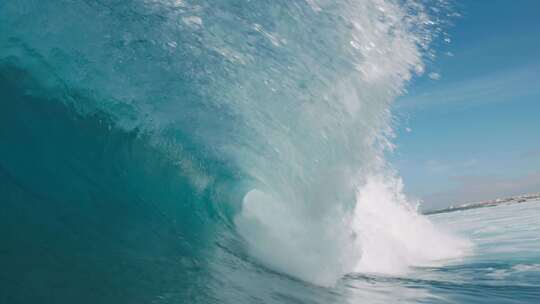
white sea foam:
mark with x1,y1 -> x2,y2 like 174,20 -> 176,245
352,174 -> 471,275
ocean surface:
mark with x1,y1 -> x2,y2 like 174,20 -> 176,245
1,1 -> 539,303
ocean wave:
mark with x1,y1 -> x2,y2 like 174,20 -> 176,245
1,0 -> 469,302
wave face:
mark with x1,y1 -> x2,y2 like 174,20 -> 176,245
1,0 -> 470,303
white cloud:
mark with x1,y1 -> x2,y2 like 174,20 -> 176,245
397,65 -> 540,111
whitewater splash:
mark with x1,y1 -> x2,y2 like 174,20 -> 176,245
1,0 -> 470,292
237,174 -> 470,286
229,0 -> 470,285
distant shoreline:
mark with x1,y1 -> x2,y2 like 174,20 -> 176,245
423,193 -> 540,215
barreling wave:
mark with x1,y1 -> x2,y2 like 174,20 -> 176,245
0,0 -> 470,302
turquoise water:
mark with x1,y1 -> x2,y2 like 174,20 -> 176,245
1,1 -> 539,303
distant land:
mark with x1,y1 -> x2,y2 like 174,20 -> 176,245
424,193 -> 540,215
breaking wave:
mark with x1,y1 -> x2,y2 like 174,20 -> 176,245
0,0 -> 470,302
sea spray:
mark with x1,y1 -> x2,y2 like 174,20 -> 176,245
232,0 -> 470,285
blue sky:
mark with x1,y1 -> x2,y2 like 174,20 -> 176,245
391,1 -> 540,210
